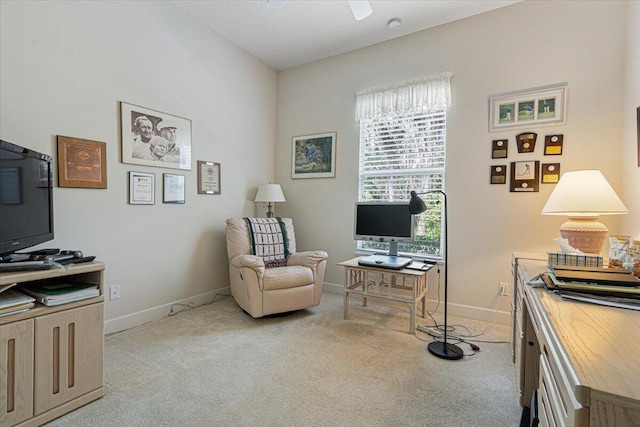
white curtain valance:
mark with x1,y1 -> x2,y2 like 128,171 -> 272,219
355,72 -> 453,122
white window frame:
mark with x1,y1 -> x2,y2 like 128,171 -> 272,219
357,111 -> 446,260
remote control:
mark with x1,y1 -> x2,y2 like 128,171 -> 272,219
56,256 -> 96,265
27,248 -> 60,255
0,260 -> 55,272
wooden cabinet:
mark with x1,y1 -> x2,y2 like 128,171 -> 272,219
0,319 -> 34,426
0,262 -> 105,427
512,253 -> 640,427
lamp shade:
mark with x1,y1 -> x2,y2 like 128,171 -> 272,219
541,170 -> 628,216
254,184 -> 286,203
408,190 -> 428,214
541,170 -> 628,254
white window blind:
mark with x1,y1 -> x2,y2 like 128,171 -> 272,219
355,72 -> 452,259
357,111 -> 446,258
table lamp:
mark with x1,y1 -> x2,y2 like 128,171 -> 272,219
541,170 -> 628,254
254,184 -> 286,218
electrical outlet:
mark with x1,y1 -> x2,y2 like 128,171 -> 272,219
498,282 -> 508,296
110,285 -> 120,300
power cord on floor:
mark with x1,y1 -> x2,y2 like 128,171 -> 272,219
413,266 -> 510,357
168,292 -> 232,316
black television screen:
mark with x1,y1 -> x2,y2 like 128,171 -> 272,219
354,202 -> 414,243
0,140 -> 54,260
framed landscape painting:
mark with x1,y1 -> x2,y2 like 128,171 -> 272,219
120,102 -> 192,170
291,132 -> 336,179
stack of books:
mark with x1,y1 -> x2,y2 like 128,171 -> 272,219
542,267 -> 640,311
0,289 -> 36,316
20,282 -> 100,307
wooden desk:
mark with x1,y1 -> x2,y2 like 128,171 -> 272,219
338,257 -> 430,334
512,254 -> 640,426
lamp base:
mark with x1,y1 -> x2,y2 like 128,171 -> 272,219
428,341 -> 463,360
560,217 -> 608,254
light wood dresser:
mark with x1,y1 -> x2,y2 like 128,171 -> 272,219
512,253 -> 640,426
1,262 -> 105,427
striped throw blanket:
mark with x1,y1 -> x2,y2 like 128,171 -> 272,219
244,217 -> 289,268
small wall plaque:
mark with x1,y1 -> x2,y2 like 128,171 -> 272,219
491,139 -> 508,159
541,163 -> 561,184
490,165 -> 507,184
516,132 -> 537,153
510,161 -> 539,192
544,134 -> 563,155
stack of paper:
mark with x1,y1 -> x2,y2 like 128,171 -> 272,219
20,282 -> 100,307
0,289 -> 36,316
542,271 -> 640,311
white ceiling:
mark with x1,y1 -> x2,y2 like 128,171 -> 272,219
169,0 -> 522,71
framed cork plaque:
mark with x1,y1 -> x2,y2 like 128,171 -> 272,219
57,136 -> 107,188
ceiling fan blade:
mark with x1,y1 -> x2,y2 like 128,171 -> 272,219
347,1 -> 372,21
266,0 -> 287,10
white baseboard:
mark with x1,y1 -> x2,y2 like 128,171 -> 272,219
323,281 -> 510,326
105,283 -> 510,335
104,287 -> 230,335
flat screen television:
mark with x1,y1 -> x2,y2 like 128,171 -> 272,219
354,202 -> 414,269
0,140 -> 54,262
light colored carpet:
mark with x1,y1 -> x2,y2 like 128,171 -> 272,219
46,293 -> 521,426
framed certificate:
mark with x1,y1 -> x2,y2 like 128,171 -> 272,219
129,171 -> 155,205
163,173 -> 185,204
197,160 -> 221,195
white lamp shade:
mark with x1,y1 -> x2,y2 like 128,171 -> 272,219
541,170 -> 628,216
254,184 -> 286,203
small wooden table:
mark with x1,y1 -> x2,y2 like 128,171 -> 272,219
338,257 -> 431,334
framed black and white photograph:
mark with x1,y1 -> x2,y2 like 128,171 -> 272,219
163,173 -> 185,204
197,160 -> 221,195
120,102 -> 192,170
292,132 -> 336,179
489,83 -> 567,132
129,171 -> 155,205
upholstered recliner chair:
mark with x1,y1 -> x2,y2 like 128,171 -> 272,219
225,218 -> 328,318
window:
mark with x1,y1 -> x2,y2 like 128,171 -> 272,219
357,112 -> 446,258
354,72 -> 452,259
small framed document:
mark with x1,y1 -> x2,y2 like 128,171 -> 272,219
197,160 -> 221,195
163,173 -> 185,204
129,171 -> 155,205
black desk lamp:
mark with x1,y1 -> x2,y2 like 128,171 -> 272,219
409,190 -> 463,360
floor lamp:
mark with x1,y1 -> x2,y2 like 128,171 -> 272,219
409,190 -> 463,360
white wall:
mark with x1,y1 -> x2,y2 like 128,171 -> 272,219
621,1 -> 640,236
275,1 -> 629,322
0,1 -> 277,332
1,1 -> 635,330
